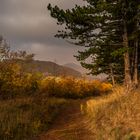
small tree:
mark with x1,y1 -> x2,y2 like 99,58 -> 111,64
0,36 -> 38,99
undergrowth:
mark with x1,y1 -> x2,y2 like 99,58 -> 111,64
40,76 -> 112,98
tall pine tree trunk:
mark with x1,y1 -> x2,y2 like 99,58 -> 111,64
123,21 -> 132,89
133,38 -> 138,87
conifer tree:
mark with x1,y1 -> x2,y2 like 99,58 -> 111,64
48,0 -> 140,89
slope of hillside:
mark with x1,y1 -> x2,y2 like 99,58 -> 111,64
64,63 -> 88,74
64,63 -> 107,80
17,60 -> 81,77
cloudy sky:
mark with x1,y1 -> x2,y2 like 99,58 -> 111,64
0,0 -> 86,65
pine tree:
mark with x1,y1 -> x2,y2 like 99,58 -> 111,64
48,0 -> 140,88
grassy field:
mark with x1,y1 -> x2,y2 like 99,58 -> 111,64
24,86 -> 140,140
0,97 -> 67,140
0,71 -> 112,140
83,87 -> 140,140
1,71 -> 140,140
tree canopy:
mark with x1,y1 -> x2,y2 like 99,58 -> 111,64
48,0 -> 140,89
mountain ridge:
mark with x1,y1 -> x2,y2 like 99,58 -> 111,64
63,63 -> 88,74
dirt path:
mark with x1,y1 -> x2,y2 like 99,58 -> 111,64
34,99 -> 95,140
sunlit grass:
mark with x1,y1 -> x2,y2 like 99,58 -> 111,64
83,86 -> 140,139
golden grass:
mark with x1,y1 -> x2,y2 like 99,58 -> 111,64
0,97 -> 67,140
83,86 -> 140,140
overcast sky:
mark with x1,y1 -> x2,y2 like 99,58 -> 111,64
0,0 -> 86,65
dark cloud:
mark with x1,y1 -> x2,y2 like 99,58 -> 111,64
0,0 -> 85,64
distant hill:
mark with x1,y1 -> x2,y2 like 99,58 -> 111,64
64,63 -> 88,74
16,60 -> 81,77
64,63 -> 108,80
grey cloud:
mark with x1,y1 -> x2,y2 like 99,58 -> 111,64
0,0 -> 85,64
19,42 -> 84,64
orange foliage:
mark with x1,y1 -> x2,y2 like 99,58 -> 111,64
40,76 -> 112,98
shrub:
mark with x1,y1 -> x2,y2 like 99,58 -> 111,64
0,62 -> 42,99
40,76 -> 112,98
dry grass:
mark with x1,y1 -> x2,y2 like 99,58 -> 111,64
83,86 -> 140,140
0,97 -> 67,140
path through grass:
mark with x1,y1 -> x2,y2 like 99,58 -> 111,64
34,99 -> 95,140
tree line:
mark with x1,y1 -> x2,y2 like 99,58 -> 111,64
48,0 -> 140,91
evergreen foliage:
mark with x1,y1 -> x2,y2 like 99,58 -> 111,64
48,0 -> 140,88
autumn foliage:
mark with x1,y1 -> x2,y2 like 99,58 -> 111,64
0,61 -> 112,99
0,62 -> 41,99
40,76 -> 112,98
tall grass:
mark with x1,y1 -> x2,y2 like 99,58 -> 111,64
83,87 -> 140,140
0,63 -> 112,139
0,97 -> 66,140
